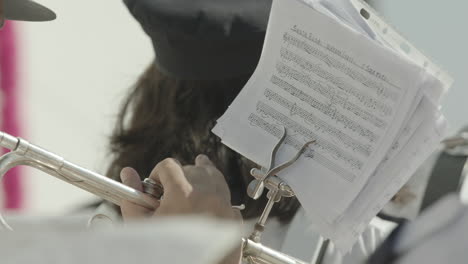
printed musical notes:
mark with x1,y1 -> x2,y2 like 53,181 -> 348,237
279,49 -> 393,116
263,88 -> 372,157
270,75 -> 382,140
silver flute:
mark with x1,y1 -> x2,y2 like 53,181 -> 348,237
0,131 -> 308,264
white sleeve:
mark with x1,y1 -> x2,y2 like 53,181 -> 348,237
322,219 -> 395,264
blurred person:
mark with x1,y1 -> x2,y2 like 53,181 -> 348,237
97,0 -> 404,263
0,3 -> 241,264
5,0 -> 462,263
106,0 -> 300,230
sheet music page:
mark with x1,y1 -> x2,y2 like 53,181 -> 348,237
0,217 -> 239,264
213,0 -> 442,245
333,98 -> 447,249
305,0 -> 451,248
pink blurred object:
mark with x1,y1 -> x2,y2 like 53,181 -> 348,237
0,21 -> 23,211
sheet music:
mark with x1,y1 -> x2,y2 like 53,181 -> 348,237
214,0 -> 438,221
213,0 -> 449,250
333,99 -> 447,249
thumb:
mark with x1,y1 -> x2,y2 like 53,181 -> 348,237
119,167 -> 151,220
195,154 -> 214,168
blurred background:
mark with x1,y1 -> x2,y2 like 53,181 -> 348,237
0,0 -> 153,215
0,0 -> 466,216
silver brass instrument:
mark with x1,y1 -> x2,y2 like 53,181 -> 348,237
0,131 -> 310,264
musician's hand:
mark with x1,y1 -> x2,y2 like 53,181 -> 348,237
120,155 -> 242,264
120,155 -> 239,220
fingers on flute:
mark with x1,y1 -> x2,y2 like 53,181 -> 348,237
149,158 -> 192,196
120,167 -> 143,191
120,167 -> 151,219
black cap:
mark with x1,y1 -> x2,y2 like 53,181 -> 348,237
124,0 -> 271,80
5,0 -> 56,22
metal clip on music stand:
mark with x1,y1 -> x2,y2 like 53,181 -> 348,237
242,127 -> 315,264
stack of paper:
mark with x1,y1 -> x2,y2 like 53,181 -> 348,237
213,0 -> 452,250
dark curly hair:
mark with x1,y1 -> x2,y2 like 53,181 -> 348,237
106,62 -> 300,223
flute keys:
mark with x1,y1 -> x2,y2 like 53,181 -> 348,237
142,178 -> 164,200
